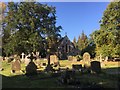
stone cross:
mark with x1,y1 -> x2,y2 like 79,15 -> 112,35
21,53 -> 25,60
28,53 -> 36,61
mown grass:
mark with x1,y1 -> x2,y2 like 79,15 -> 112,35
1,60 -> 120,88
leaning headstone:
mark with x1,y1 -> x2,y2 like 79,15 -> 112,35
11,56 -> 21,73
91,61 -> 101,74
83,52 -> 91,68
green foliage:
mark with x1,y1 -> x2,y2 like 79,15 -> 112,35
77,31 -> 88,51
2,2 -> 62,56
73,37 -> 77,48
75,31 -> 96,57
91,1 -> 120,58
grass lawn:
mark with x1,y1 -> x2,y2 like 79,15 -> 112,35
1,60 -> 120,88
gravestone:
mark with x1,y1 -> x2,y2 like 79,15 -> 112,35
4,57 -> 9,62
35,59 -> 41,68
60,69 -> 75,84
25,62 -> 38,76
68,56 -> 73,61
24,54 -> 31,66
91,61 -> 101,74
11,56 -> 21,73
50,55 -> 58,64
25,54 -> 38,76
8,55 -> 14,63
72,57 -> 77,62
35,52 -> 40,59
72,64 -> 82,71
83,52 -> 91,67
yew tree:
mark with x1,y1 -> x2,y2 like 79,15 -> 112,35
2,2 -> 62,56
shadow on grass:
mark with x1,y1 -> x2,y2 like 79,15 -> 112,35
1,67 -> 120,89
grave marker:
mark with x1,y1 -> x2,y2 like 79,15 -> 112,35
72,64 -> 82,71
50,55 -> 58,64
68,56 -> 73,61
11,56 -> 21,73
25,54 -> 31,66
21,52 -> 25,62
91,61 -> 101,74
25,53 -> 38,76
83,52 -> 91,67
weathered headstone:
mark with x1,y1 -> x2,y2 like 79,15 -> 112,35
24,54 -> 31,66
72,57 -> 77,62
50,55 -> 58,64
11,56 -> 21,73
83,52 -> 91,67
8,55 -> 14,63
68,56 -> 73,61
91,61 -> 101,74
36,52 -> 39,56
25,54 -> 38,76
4,57 -> 9,62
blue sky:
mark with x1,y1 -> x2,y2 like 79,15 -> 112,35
2,1 -> 110,41
45,2 -> 109,41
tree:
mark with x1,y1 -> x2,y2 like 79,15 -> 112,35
73,37 -> 77,48
92,1 -> 120,58
2,2 -> 62,56
0,2 -> 6,56
77,31 -> 89,55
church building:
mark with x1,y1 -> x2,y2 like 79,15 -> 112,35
57,35 -> 80,60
